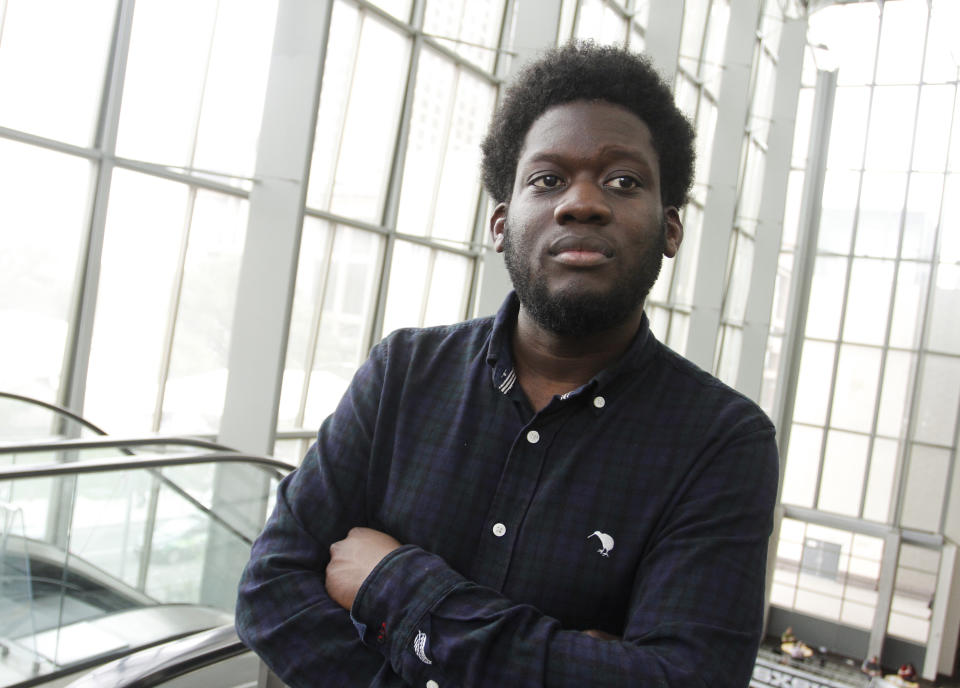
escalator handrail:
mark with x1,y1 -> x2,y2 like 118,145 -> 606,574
0,435 -> 238,455
0,390 -> 111,437
64,624 -> 250,688
0,451 -> 296,481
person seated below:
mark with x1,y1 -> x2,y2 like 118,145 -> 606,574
861,654 -> 882,677
781,626 -> 797,644
898,663 -> 917,682
789,642 -> 808,660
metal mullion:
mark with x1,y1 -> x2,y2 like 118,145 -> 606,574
111,157 -> 250,197
0,125 -> 102,161
59,0 -> 135,418
152,188 -> 198,432
368,0 -> 426,348
296,224 -> 338,429
421,34 -> 504,85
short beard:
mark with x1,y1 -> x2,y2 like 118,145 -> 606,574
503,219 -> 666,337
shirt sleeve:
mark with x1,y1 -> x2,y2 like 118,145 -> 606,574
234,343 -> 388,686
350,418 -> 779,688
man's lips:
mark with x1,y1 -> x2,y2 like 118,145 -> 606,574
548,235 -> 614,267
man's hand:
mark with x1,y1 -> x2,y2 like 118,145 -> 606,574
326,527 -> 402,610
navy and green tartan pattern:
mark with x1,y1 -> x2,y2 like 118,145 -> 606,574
236,293 -> 779,687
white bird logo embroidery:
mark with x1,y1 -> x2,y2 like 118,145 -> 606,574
588,531 -> 614,557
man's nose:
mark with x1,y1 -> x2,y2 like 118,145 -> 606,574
553,180 -> 612,225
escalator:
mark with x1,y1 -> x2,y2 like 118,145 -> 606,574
0,392 -> 293,687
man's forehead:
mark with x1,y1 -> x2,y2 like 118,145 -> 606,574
517,99 -> 657,166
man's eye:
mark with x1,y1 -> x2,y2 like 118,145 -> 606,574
606,176 -> 640,190
531,175 -> 562,188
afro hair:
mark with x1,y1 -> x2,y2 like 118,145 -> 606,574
480,41 -> 696,210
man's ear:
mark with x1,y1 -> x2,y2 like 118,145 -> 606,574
490,202 -> 508,253
663,206 -> 683,258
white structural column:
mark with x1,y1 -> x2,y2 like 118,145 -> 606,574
217,0 -> 332,455
203,0 -> 333,613
735,17 -> 806,401
643,0 -> 684,83
870,532 -> 901,661
684,0 -> 762,371
474,0 -> 564,318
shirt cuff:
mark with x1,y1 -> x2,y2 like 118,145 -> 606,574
351,544 -> 463,666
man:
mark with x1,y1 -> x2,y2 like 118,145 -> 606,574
236,42 -> 778,687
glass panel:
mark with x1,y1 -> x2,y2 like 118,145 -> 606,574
781,425 -> 823,508
842,259 -> 894,345
666,311 -> 689,354
715,326 -> 741,387
913,354 -> 960,446
723,233 -> 753,322
85,170 -> 189,432
301,226 -> 384,430
0,0 -> 117,145
902,173 -> 943,260
307,5 -> 411,223
901,445 -> 950,532
0,141 -> 93,401
865,87 -> 919,172
678,0 -> 709,73
701,0 -> 728,96
818,430 -> 869,516
423,251 -> 471,327
805,256 -> 847,340
830,345 -> 882,433
888,544 -> 938,643
674,204 -> 702,306
855,173 -> 905,259
429,72 -> 496,245
863,437 -> 898,523
382,240 -> 431,335
575,0 -> 628,45
160,192 -> 248,434
673,73 -> 699,121
693,98 -> 718,199
928,264 -> 960,355
912,86 -> 954,172
925,1 -> 960,81
793,341 -> 835,426
818,171 -> 859,255
876,350 -> 916,438
116,1 -> 220,168
781,170 -> 804,251
874,0 -> 927,85
888,262 -> 930,350
792,88 -> 815,169
826,88 -> 870,171
807,4 -> 879,86
190,0 -> 277,179
941,175 -> 960,262
424,0 -> 506,71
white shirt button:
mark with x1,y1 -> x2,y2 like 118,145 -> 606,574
492,522 -> 506,537
426,681 -> 439,688
526,430 -> 540,444
593,396 -> 606,409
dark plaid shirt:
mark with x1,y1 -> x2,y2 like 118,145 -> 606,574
236,293 -> 778,688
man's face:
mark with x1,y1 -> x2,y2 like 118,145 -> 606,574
490,100 -> 683,337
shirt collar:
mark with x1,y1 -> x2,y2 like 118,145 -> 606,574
486,291 -> 656,397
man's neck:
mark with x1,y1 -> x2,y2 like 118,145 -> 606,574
510,305 -> 644,411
